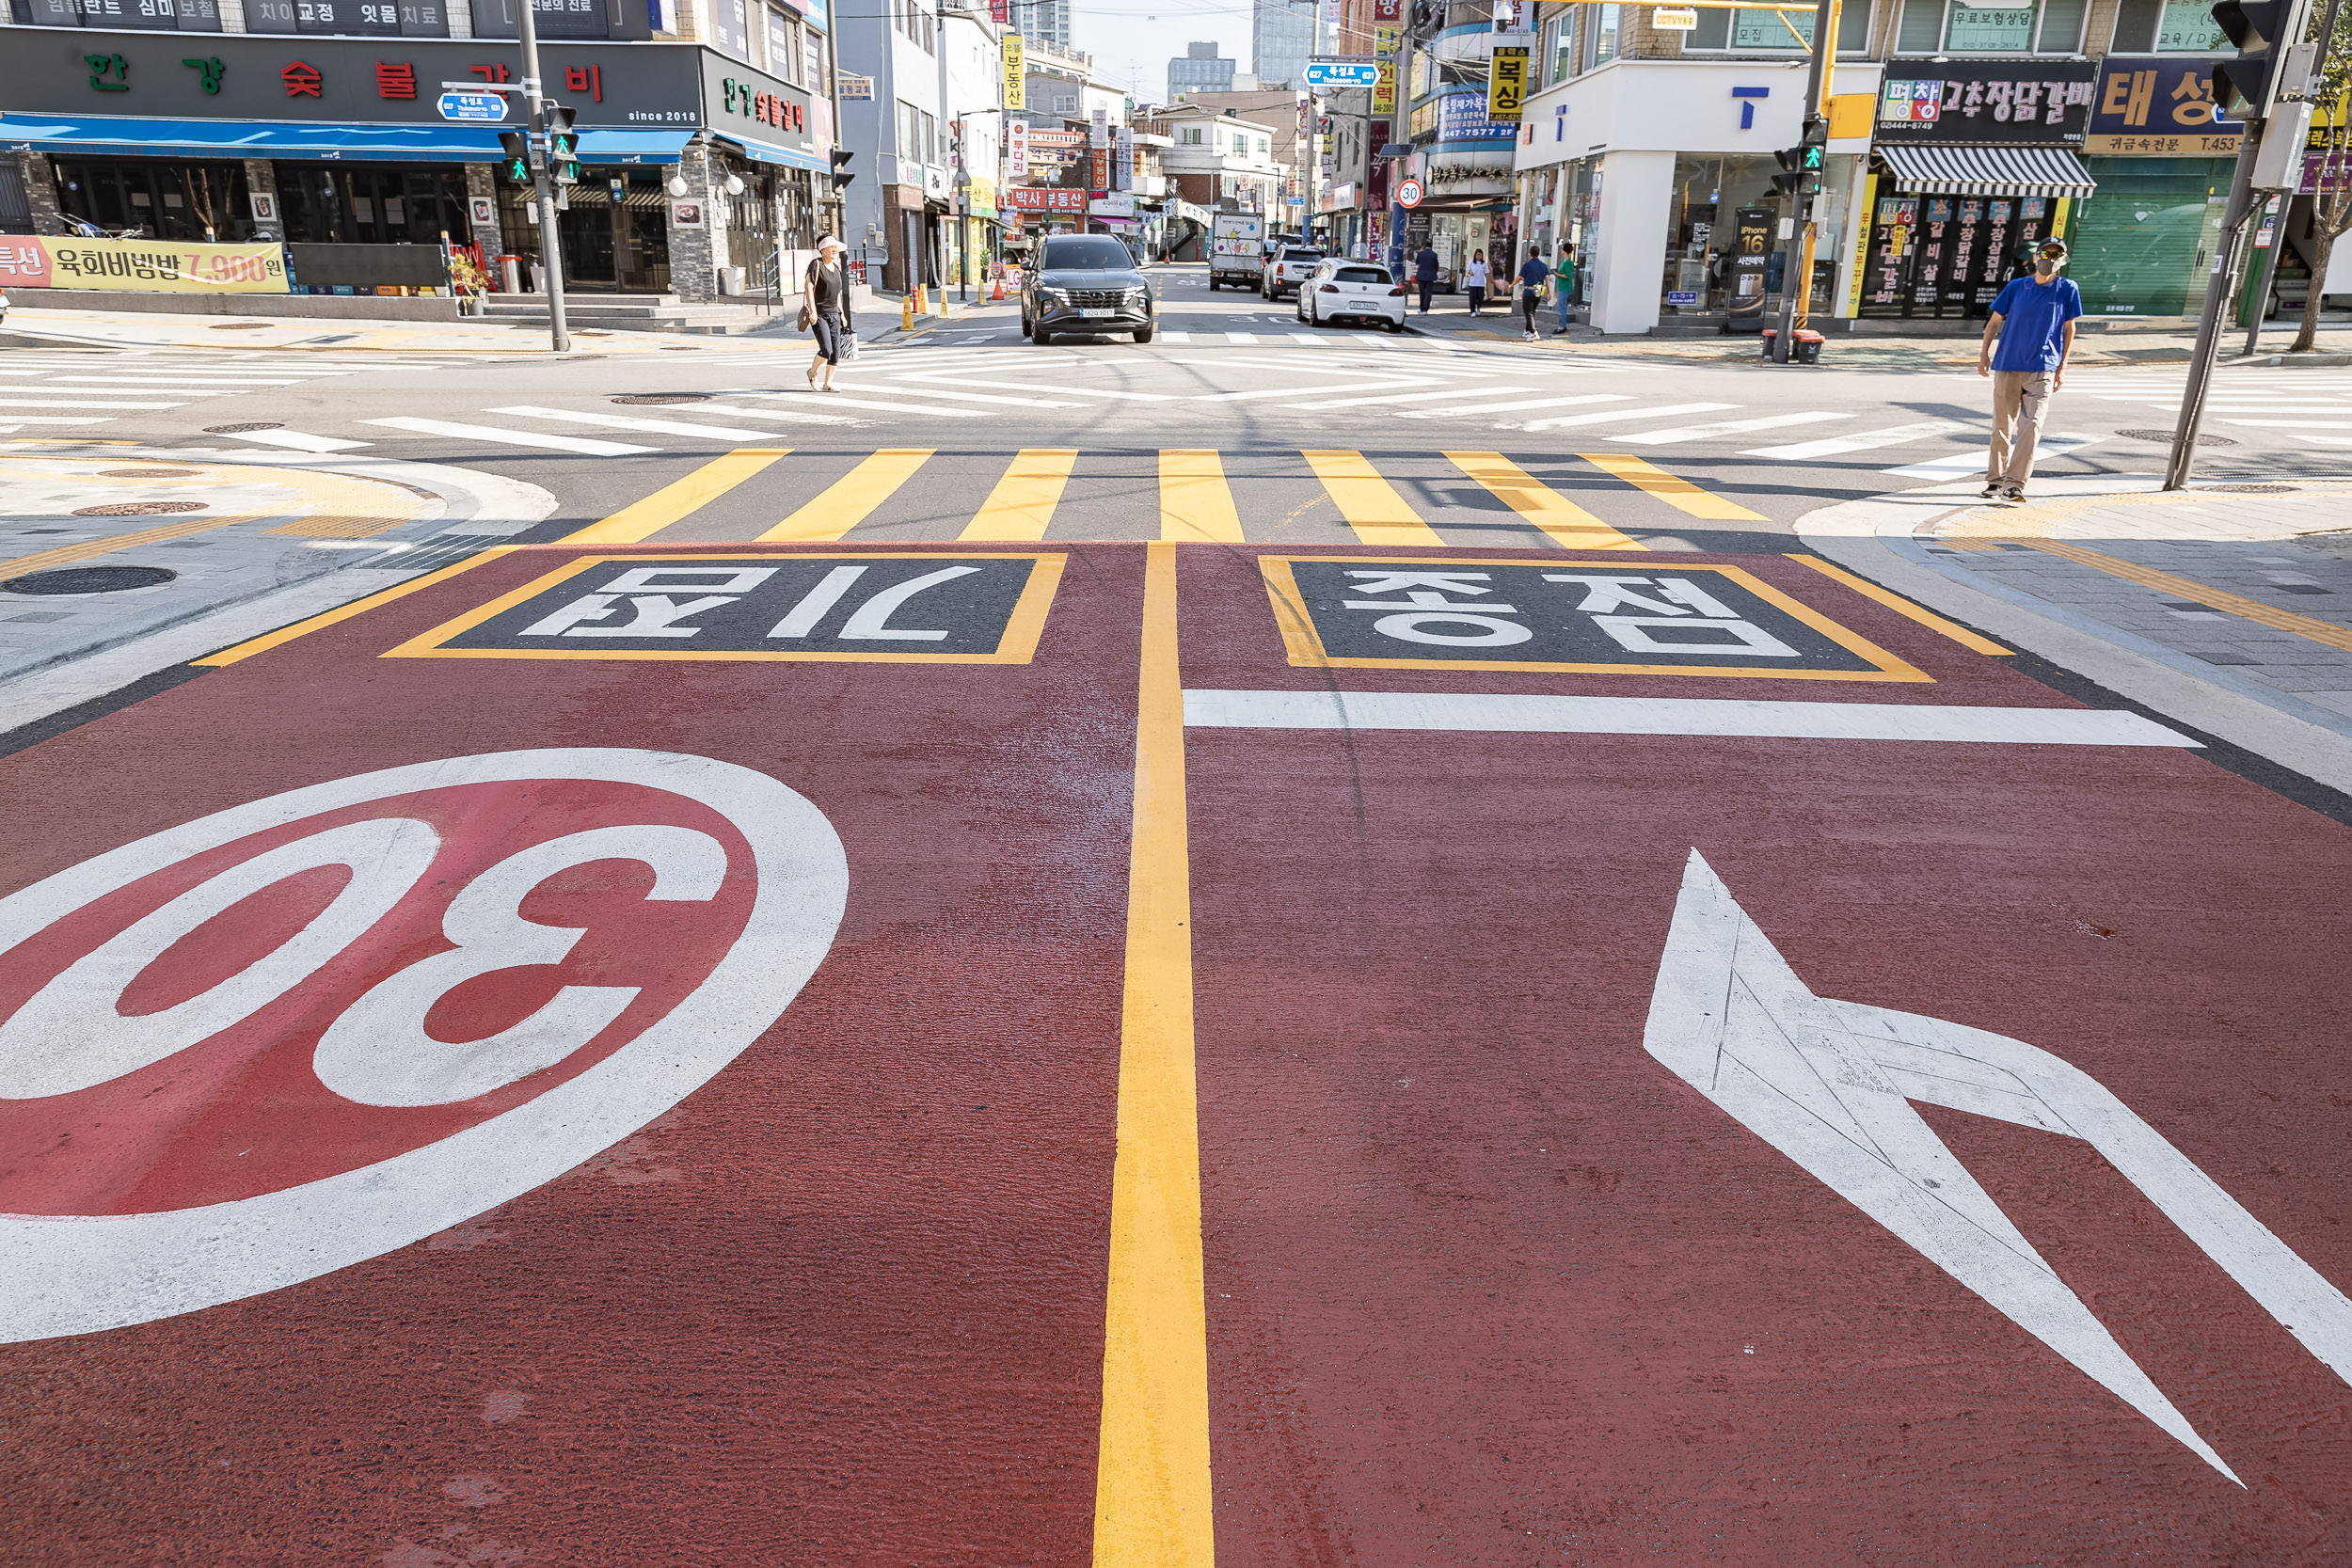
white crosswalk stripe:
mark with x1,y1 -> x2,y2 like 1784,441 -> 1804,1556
1519,401 -> 1740,433
1399,392 -> 1646,420
487,405 -> 797,442
1742,420 -> 1968,460
1294,384 -> 1550,410
360,417 -> 655,455
695,402 -> 867,427
728,389 -> 986,418
1617,411 -> 1850,446
888,372 -> 1177,401
1883,433 -> 2099,477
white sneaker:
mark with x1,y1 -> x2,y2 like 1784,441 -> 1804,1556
1979,483 -> 2003,499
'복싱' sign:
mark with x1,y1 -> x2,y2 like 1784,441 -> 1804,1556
1260,558 -> 1926,680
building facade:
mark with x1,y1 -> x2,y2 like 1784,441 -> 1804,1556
1139,105 -> 1286,226
2,0 -> 840,302
1169,41 -> 1236,103
1252,0 -> 1314,91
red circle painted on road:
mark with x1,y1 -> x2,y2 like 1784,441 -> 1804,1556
0,778 -> 758,1217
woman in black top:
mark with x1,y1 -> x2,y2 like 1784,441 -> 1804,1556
805,234 -> 851,391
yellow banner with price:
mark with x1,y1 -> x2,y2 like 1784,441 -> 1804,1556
1,236 -> 290,293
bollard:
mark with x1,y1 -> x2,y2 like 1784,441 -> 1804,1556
901,293 -> 914,331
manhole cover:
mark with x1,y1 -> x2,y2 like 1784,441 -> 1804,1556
2,565 -> 178,595
72,500 -> 208,517
2207,483 -> 2298,494
2115,428 -> 2237,446
612,393 -> 709,404
204,422 -> 283,434
99,467 -> 200,478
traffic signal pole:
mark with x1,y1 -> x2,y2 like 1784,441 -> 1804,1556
516,0 -> 572,355
2166,0 -> 2314,487
1767,0 -> 1838,362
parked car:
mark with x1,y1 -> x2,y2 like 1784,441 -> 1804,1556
1295,258 -> 1406,331
1021,232 -> 1156,345
1262,246 -> 1325,300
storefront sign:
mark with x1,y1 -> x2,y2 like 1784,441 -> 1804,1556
2303,150 -> 2352,193
2086,56 -> 2242,154
1487,46 -> 1529,123
1372,0 -> 1402,19
1373,61 -> 1397,115
1420,90 -> 1515,144
0,34 -> 704,127
1651,7 -> 1697,27
1003,186 -> 1086,213
1002,34 -> 1025,112
1374,24 -> 1401,56
0,236 -> 287,293
702,55 -> 814,156
1875,61 -> 2096,145
1006,119 -> 1028,179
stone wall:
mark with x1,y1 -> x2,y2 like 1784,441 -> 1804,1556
666,141 -> 722,302
17,153 -> 66,237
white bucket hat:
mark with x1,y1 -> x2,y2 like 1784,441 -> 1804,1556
816,234 -> 845,252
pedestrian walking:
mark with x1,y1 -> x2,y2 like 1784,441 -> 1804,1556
1415,243 -> 1439,314
1976,237 -> 2081,501
802,234 -> 851,393
1516,247 -> 1549,341
1465,250 -> 1490,316
1553,242 -> 1578,335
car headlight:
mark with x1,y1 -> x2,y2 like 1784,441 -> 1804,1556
1040,288 -> 1070,305
1123,287 -> 1148,304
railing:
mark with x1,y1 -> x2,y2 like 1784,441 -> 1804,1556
756,250 -> 782,316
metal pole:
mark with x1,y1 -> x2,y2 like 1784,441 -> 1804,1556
516,0 -> 570,355
2243,0 -> 2347,357
1768,0 -> 1837,362
2165,132 -> 2265,487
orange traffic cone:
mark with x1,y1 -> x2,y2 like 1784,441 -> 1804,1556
991,274 -> 1005,302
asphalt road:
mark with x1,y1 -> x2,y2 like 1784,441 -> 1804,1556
3,269 -> 2350,1566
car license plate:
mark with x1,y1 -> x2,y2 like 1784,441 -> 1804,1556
1078,309 -> 1117,318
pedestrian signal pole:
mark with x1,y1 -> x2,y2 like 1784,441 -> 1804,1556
1767,0 -> 1838,362
516,0 -> 573,354
2167,0 -> 2316,486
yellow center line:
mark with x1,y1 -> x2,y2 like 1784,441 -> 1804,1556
2014,538 -> 2352,654
1786,555 -> 2010,655
563,446 -> 791,545
1159,450 -> 1245,543
758,448 -> 934,543
1300,449 -> 1445,546
1444,451 -> 1644,551
1578,452 -> 1766,522
960,448 -> 1081,541
1093,540 -> 1215,1568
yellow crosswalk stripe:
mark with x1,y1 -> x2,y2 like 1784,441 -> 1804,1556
1577,453 -> 1766,522
758,448 -> 933,542
1444,451 -> 1644,551
960,448 -> 1080,541
563,446 -> 790,544
1300,449 -> 1445,546
1158,449 -> 1245,543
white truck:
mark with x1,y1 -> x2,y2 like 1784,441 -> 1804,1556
1207,212 -> 1265,291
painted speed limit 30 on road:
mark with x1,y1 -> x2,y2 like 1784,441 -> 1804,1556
3,537 -> 2347,1565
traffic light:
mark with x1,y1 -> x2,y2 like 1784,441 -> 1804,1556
497,130 -> 529,182
2210,0 -> 2294,116
830,147 -> 855,193
542,101 -> 579,183
1771,147 -> 1805,198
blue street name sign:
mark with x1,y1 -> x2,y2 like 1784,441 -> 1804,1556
437,91 -> 510,122
1302,61 -> 1381,87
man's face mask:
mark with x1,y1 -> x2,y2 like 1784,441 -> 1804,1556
2037,249 -> 2067,274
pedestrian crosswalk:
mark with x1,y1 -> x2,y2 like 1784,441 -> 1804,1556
538,444 -> 1775,546
2073,367 -> 2352,448
0,347 -> 469,436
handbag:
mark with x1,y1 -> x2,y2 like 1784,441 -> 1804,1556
839,326 -> 860,362
796,299 -> 815,331
797,260 -> 821,331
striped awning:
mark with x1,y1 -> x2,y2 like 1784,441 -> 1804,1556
1876,144 -> 2097,198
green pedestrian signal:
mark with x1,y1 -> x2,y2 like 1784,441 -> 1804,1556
497,130 -> 529,182
1801,143 -> 1824,171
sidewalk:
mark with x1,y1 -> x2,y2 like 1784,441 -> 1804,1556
0,305 -> 803,358
1800,475 -> 2352,800
1399,295 -> 2352,369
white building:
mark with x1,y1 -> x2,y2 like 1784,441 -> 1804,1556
837,0 -> 1005,294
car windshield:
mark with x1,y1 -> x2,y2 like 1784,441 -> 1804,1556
1042,238 -> 1136,270
1282,249 -> 1323,262
1335,267 -> 1390,284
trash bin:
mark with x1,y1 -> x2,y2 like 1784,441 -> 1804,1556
528,261 -> 546,294
498,254 -> 523,294
719,265 -> 746,296
1792,328 -> 1824,365
1758,327 -> 1778,360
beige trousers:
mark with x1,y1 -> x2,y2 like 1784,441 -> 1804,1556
1988,370 -> 2055,488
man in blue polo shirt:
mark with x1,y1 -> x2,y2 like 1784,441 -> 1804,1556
1976,237 -> 2082,501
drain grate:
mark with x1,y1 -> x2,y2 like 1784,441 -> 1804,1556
204,421 -> 284,434
100,467 -> 201,479
2114,428 -> 2237,446
2206,483 -> 2299,494
612,393 -> 710,405
72,500 -> 208,517
3,564 -> 179,595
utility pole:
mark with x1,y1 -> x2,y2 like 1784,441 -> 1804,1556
2168,0 -> 2318,487
516,0 -> 571,354
2238,0 -> 2344,357
1767,0 -> 1838,362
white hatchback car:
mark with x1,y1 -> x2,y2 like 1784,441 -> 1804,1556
1295,259 -> 1407,331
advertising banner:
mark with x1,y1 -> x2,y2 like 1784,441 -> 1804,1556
1487,45 -> 1529,122
1007,118 -> 1028,179
2086,55 -> 2242,154
1373,61 -> 1397,115
0,236 -> 289,293
1875,61 -> 2096,145
1002,34 -> 1025,111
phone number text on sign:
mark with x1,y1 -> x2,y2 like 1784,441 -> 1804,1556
0,750 -> 847,1344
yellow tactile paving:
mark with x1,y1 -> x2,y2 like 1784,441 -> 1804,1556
2004,538 -> 2352,656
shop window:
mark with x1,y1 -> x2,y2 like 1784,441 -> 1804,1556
54,159 -> 253,241
1686,2 -> 1872,50
2109,0 -> 2230,51
1892,0 -> 2090,54
2034,0 -> 2086,51
1896,0 -> 1943,51
1582,3 -> 1619,67
277,165 -> 464,245
1542,12 -> 1573,82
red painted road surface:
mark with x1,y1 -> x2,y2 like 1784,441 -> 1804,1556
2,542 -> 2347,1565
